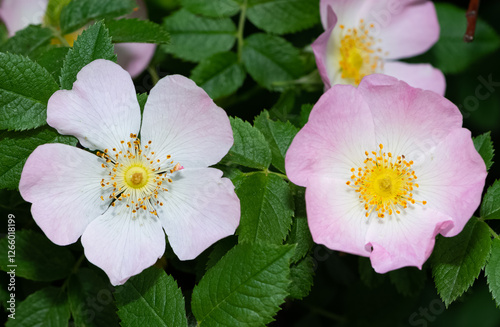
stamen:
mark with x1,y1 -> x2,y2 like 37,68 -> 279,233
97,137 -> 182,215
347,144 -> 426,218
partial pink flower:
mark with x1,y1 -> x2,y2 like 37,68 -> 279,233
285,74 -> 486,273
0,0 -> 155,78
313,0 -> 446,95
19,59 -> 240,285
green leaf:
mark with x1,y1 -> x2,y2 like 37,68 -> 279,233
299,103 -> 313,127
286,201 -> 313,263
68,268 -> 119,327
192,243 -> 295,326
115,267 -> 188,327
224,116 -> 271,169
162,9 -> 236,62
60,21 -> 117,90
206,236 -> 238,270
0,230 -> 76,281
6,287 -> 70,327
254,110 -> 299,173
473,132 -> 494,171
236,172 -> 294,244
389,267 -> 427,297
485,238 -> 500,307
190,51 -> 246,99
137,92 -> 148,114
246,0 -> 319,34
105,18 -> 170,44
358,257 -> 385,289
59,0 -> 137,34
242,33 -> 303,90
0,25 -> 54,56
44,0 -> 72,27
288,255 -> 315,300
180,0 -> 240,17
0,126 -> 77,190
35,47 -> 70,82
0,52 -> 59,131
268,90 -> 295,122
430,3 -> 500,74
431,218 -> 492,307
481,180 -> 500,220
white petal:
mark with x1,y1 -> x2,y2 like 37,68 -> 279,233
47,59 -> 141,151
81,204 -> 165,285
141,75 -> 233,169
156,168 -> 240,260
19,144 -> 110,245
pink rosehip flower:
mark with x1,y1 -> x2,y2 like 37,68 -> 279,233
313,0 -> 446,95
0,0 -> 155,78
19,59 -> 240,285
285,74 -> 486,273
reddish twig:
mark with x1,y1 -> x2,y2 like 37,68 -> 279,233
464,0 -> 480,42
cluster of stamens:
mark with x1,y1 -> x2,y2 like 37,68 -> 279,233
346,144 -> 426,218
338,19 -> 385,85
96,133 -> 182,216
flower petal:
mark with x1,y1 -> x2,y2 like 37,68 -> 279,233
141,75 -> 233,169
417,128 -> 487,237
376,1 -> 440,59
320,0 -> 365,28
311,26 -> 335,89
285,84 -> 376,187
115,0 -> 156,78
0,0 -> 47,36
47,59 -> 141,151
156,168 -> 240,260
357,74 -> 462,162
366,206 -> 453,273
383,61 -> 446,95
115,43 -> 156,79
81,205 -> 165,285
306,175 -> 371,256
19,144 -> 110,245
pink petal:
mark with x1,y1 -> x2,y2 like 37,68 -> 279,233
19,144 -> 110,245
81,205 -> 165,285
115,0 -> 156,78
320,0 -> 363,29
366,206 -> 453,273
311,26 -> 335,89
156,168 -> 240,260
306,175 -> 371,256
0,0 -> 47,36
357,74 -> 462,161
47,59 -> 141,151
416,128 -> 487,237
285,84 -> 376,187
376,1 -> 440,59
141,75 -> 233,169
383,61 -> 446,95
115,43 -> 156,79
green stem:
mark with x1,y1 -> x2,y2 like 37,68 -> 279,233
242,169 -> 289,181
147,65 -> 160,86
49,26 -> 71,47
237,0 -> 248,62
61,254 -> 85,291
304,303 -> 347,323
489,224 -> 499,239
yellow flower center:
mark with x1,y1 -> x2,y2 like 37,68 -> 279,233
338,20 -> 383,85
124,165 -> 149,189
346,144 -> 426,218
97,133 -> 183,215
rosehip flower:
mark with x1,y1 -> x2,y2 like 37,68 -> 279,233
313,0 -> 446,95
19,59 -> 240,285
285,74 -> 486,273
0,0 -> 155,78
